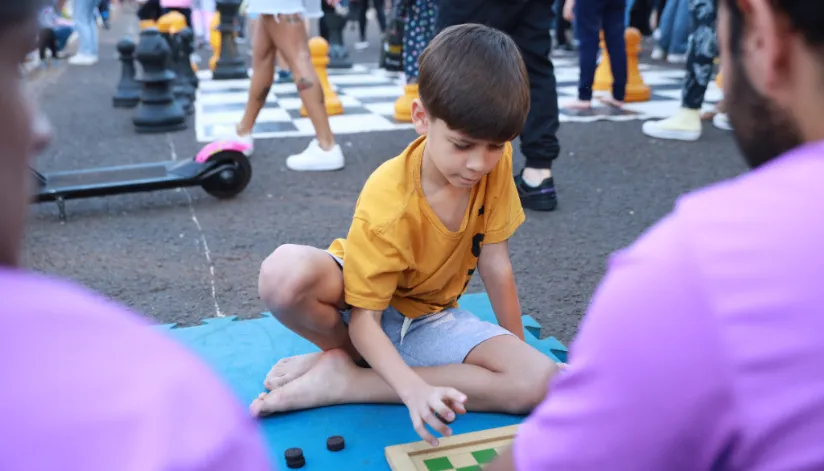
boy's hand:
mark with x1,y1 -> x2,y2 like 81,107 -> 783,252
401,382 -> 468,446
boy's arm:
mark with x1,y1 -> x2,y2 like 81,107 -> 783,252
348,308 -> 425,395
348,307 -> 467,446
477,240 -> 525,341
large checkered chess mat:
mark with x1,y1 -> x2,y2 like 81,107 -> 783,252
194,56 -> 723,142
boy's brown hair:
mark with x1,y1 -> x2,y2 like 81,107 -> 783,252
418,23 -> 530,143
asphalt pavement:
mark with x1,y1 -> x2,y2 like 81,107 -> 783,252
23,6 -> 747,343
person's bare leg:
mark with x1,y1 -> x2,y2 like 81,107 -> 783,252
256,246 -> 558,416
260,13 -> 335,150
257,244 -> 359,390
276,50 -> 290,72
250,335 -> 558,417
237,18 -> 276,135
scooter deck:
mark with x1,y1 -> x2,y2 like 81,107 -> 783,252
42,163 -> 170,187
34,160 -> 204,202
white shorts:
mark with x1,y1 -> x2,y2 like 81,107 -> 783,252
245,0 -> 322,18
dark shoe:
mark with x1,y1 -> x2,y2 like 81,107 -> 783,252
515,173 -> 558,211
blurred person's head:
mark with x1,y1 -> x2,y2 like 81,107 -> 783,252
0,0 -> 53,267
719,0 -> 824,169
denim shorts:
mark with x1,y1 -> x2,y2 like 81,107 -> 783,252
328,253 -> 512,368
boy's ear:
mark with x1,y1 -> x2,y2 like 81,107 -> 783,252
410,98 -> 429,135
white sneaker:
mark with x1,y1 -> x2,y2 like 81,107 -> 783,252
68,53 -> 98,65
642,108 -> 702,141
286,139 -> 345,171
713,113 -> 733,131
666,53 -> 687,64
650,46 -> 665,61
354,41 -> 369,50
213,125 -> 254,156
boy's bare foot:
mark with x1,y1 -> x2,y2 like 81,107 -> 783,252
263,352 -> 323,390
597,95 -> 624,108
565,99 -> 591,110
251,349 -> 357,417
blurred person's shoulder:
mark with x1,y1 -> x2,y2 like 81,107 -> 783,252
0,268 -> 271,470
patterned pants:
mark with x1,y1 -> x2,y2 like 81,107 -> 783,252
399,0 -> 438,83
682,0 -> 718,109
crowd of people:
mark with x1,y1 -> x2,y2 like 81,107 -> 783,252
6,0 -> 824,469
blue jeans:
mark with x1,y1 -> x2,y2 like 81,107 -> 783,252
73,0 -> 99,56
657,0 -> 689,54
576,0 -> 627,101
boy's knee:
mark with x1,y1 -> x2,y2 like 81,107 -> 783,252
258,244 -> 316,310
503,364 -> 556,414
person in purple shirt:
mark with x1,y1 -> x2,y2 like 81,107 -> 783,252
486,0 -> 824,469
0,2 -> 272,470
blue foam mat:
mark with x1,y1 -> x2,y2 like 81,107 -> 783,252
156,293 -> 567,470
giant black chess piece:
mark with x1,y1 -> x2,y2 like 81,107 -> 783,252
133,28 -> 186,133
323,4 -> 352,69
113,37 -> 141,108
213,0 -> 248,80
178,27 -> 199,89
170,31 -> 195,115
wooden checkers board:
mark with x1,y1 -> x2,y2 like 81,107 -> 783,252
385,425 -> 518,471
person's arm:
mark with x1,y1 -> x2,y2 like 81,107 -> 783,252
348,308 -> 423,394
347,306 -> 468,447
341,217 -> 468,446
477,240 -> 524,341
486,217 -> 736,471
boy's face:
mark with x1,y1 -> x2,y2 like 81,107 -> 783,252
411,99 -> 507,189
0,17 -> 53,267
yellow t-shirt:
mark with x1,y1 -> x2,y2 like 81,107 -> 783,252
328,135 -> 525,319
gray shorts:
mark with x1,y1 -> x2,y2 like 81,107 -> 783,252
328,253 -> 513,368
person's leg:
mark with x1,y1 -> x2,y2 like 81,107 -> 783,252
276,50 -> 294,83
642,0 -> 717,141
653,0 -> 677,59
569,0 -> 603,108
260,12 -> 344,170
252,335 -> 557,416
69,0 -> 99,63
357,0 -> 368,43
403,0 -> 438,85
435,0 -> 561,211
508,0 -> 562,211
601,0 -> 627,105
254,245 -> 558,416
232,18 -> 276,152
667,0 -> 690,58
53,25 -> 74,53
680,0 -> 718,108
38,29 -> 51,61
372,0 -> 387,32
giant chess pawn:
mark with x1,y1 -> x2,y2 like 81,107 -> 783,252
170,27 -> 195,115
178,27 -> 199,89
113,37 -> 140,108
213,0 -> 248,80
133,28 -> 186,133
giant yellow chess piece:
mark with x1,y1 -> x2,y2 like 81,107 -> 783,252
624,28 -> 651,102
139,19 -> 156,31
157,10 -> 187,36
393,84 -> 418,122
593,28 -> 650,102
300,37 -> 344,117
593,32 -> 611,92
209,12 -> 221,71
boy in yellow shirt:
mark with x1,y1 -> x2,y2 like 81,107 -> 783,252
252,24 -> 561,446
